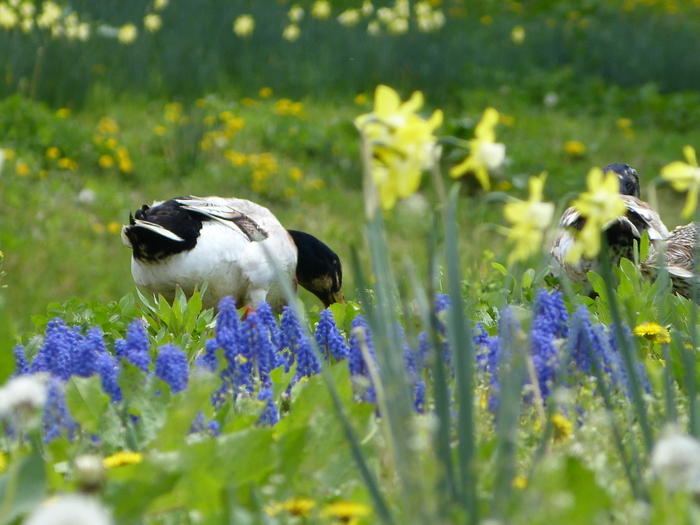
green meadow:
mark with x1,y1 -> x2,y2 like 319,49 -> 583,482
2,0 -> 700,523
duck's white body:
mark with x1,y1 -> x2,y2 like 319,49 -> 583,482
124,196 -> 298,311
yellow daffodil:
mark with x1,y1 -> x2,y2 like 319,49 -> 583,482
565,167 -> 626,262
282,24 -> 300,42
503,173 -> 554,264
634,322 -> 671,344
144,13 -> 162,33
117,23 -> 138,44
288,5 -> 304,23
233,14 -> 254,38
511,25 -> 525,44
311,0 -> 331,19
661,145 -> 700,218
338,9 -> 361,27
449,107 -> 505,191
103,451 -> 143,468
355,85 -> 443,211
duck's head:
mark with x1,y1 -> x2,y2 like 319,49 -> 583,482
288,230 -> 344,308
603,163 -> 640,198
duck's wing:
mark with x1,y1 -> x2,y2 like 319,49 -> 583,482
174,197 -> 269,242
620,196 -> 669,242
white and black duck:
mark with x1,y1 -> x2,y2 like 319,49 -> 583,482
550,163 -> 669,286
121,196 -> 344,312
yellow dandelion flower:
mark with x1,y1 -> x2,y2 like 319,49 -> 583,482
104,137 -> 118,150
449,107 -> 505,191
117,23 -> 138,44
4,148 -> 15,160
322,501 -> 371,520
144,13 -> 162,33
354,93 -> 368,105
259,87 -> 273,99
233,14 -> 254,38
503,172 -> 555,264
154,125 -> 167,136
39,169 -> 48,179
309,178 -> 325,190
226,117 -> 245,130
98,155 -> 114,168
266,497 -> 316,517
511,25 -> 525,44
513,476 -> 527,489
241,97 -> 257,107
289,167 -> 303,181
97,116 -> 119,135
480,15 -> 493,25
552,414 -> 573,442
634,322 -> 671,344
56,108 -> 70,118
46,147 -> 61,160
103,451 -> 143,468
108,221 -> 121,234
203,115 -> 216,127
58,158 -> 77,170
15,161 -> 30,177
661,145 -> 700,218
617,118 -> 633,129
311,0 -> 331,19
195,98 -> 207,108
564,140 -> 586,158
224,150 -> 247,165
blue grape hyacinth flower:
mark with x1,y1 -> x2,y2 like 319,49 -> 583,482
315,309 -> 349,362
155,344 -> 189,394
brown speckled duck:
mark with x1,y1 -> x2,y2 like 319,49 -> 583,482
642,222 -> 699,299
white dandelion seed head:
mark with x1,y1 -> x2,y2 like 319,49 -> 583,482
0,373 -> 48,417
23,494 -> 113,525
543,92 -> 559,108
650,432 -> 700,493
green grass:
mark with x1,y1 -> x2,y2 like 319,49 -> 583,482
1,83 -> 699,345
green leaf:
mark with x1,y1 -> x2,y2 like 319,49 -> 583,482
491,262 -> 508,276
65,375 -> 111,434
0,453 -> 46,524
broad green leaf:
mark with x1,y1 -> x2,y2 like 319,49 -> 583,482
0,453 -> 46,525
65,375 -> 111,434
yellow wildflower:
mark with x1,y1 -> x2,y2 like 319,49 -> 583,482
203,115 -> 216,127
388,17 -> 408,34
97,116 -> 119,135
449,107 -> 505,191
46,147 -> 61,159
355,84 -> 443,210
98,155 -> 114,168
289,167 -> 303,181
143,13 -> 162,33
634,322 -> 671,344
266,497 -> 316,517
552,414 -> 573,442
480,15 -> 493,25
58,158 -> 77,170
104,137 -> 118,149
282,24 -> 300,42
154,125 -> 167,136
224,150 -> 247,165
503,173 -> 555,264
233,14 -> 254,38
511,25 -> 525,44
513,476 -> 527,489
56,108 -> 70,118
338,9 -> 361,27
3,149 -> 15,160
154,0 -> 168,10
15,161 -> 30,177
311,0 -> 331,19
0,4 -> 19,29
117,23 -> 138,44
322,501 -> 372,520
565,167 -> 626,262
661,145 -> 700,218
354,93 -> 368,105
288,5 -> 304,23
103,451 -> 143,468
36,1 -> 61,29
564,140 -> 586,158
92,223 -> 106,234
108,221 -> 121,234
362,0 -> 374,16
259,87 -> 273,99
